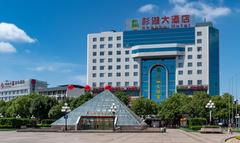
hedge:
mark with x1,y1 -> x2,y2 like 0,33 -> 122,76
0,118 -> 36,128
188,118 -> 207,126
41,119 -> 55,124
202,125 -> 219,128
189,125 -> 202,131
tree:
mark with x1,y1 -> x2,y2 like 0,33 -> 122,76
158,93 -> 191,125
69,93 -> 93,109
48,103 -> 64,119
114,91 -> 129,105
131,97 -> 158,117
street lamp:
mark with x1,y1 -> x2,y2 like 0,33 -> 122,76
61,103 -> 71,131
110,103 -> 117,131
31,115 -> 35,119
205,100 -> 215,124
0,113 -> 3,118
16,114 -> 21,119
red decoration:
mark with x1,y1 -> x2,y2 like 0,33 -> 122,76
104,85 -> 112,90
84,85 -> 91,91
31,79 -> 36,85
67,84 -> 75,90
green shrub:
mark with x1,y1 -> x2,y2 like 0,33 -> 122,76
202,125 -> 219,128
189,118 -> 207,126
0,118 -> 36,128
235,136 -> 240,140
189,125 -> 202,131
36,124 -> 51,128
41,119 -> 55,124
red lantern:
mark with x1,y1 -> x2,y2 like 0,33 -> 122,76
104,85 -> 112,90
67,84 -> 75,90
84,85 -> 91,91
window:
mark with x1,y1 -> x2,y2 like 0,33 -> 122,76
92,73 -> 96,77
197,80 -> 202,85
188,55 -> 192,59
116,72 -> 121,77
116,51 -> 121,55
125,58 -> 129,62
197,31 -> 202,36
125,50 -> 129,55
117,58 -> 121,62
178,70 -> 183,75
197,70 -> 202,74
100,82 -> 104,87
93,45 -> 97,49
92,59 -> 96,63
188,80 -> 193,85
108,44 -> 113,48
134,58 -> 138,62
134,72 -> 138,76
188,47 -> 192,52
178,63 -> 183,68
100,37 -> 104,41
197,62 -> 202,67
100,59 -> 104,63
116,82 -> 121,86
100,73 -> 104,77
134,64 -> 138,69
117,36 -> 121,40
108,73 -> 112,77
125,72 -> 129,76
178,80 -> 183,85
100,66 -> 104,70
100,44 -> 105,49
108,37 -> 113,41
197,39 -> 202,43
197,47 -> 202,52
108,82 -> 112,86
100,51 -> 104,56
117,43 -> 121,48
93,52 -> 97,56
125,82 -> 129,86
178,55 -> 184,59
116,65 -> 121,69
188,62 -> 193,67
93,38 -> 97,42
108,51 -> 112,55
92,66 -> 96,70
134,82 -> 138,86
188,70 -> 192,75
108,66 -> 112,70
92,82 -> 96,87
125,65 -> 129,69
197,55 -> 202,59
108,58 -> 112,62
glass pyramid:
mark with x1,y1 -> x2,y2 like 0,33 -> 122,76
52,90 -> 145,127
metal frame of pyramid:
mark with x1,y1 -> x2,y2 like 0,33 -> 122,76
51,90 -> 146,130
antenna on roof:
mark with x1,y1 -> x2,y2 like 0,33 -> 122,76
204,17 -> 207,22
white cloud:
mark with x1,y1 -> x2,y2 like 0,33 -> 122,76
73,75 -> 86,85
0,22 -> 36,43
169,0 -> 231,21
0,42 -> 16,53
169,0 -> 186,5
138,4 -> 159,14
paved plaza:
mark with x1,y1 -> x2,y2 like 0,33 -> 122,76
0,129 -> 239,143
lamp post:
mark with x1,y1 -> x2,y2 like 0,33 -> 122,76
61,103 -> 71,131
0,113 -> 3,118
205,100 -> 215,125
16,114 -> 21,119
110,103 -> 117,131
31,115 -> 35,119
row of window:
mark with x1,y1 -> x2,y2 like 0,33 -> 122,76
92,72 -> 138,78
93,51 -> 124,56
0,89 -> 29,96
178,61 -> 202,68
187,47 -> 202,52
178,69 -> 202,75
92,64 -> 138,70
92,81 -> 138,87
92,43 -> 122,49
178,80 -> 202,85
92,36 -> 121,42
93,57 -> 136,63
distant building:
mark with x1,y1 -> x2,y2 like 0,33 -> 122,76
38,85 -> 85,100
0,79 -> 47,101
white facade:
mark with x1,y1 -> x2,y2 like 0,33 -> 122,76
87,31 -> 139,88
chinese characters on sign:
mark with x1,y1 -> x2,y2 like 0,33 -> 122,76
156,67 -> 161,100
0,80 -> 26,89
129,15 -> 194,30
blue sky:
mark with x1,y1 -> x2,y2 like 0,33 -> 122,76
0,0 -> 239,95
